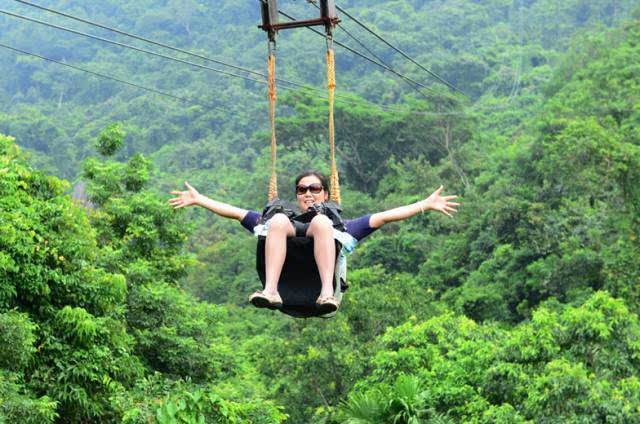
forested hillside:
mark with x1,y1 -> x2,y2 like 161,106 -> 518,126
1,0 -> 639,422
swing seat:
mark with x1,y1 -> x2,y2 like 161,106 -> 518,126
256,236 -> 347,318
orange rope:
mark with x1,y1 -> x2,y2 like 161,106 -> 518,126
267,53 -> 278,201
327,48 -> 341,204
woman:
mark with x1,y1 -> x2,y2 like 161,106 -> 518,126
169,171 -> 459,313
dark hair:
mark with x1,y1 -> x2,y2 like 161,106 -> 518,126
295,170 -> 330,196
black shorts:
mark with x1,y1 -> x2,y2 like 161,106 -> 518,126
293,221 -> 310,237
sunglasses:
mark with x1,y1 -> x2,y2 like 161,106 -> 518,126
296,183 -> 323,195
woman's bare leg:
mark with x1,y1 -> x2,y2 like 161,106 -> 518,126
264,213 -> 295,295
307,215 -> 336,298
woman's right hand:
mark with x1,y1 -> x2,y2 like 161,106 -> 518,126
169,182 -> 202,209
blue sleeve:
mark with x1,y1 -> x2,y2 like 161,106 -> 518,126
240,211 -> 261,233
344,214 -> 377,241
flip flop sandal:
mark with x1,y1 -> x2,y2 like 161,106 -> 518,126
316,295 -> 339,314
249,291 -> 282,308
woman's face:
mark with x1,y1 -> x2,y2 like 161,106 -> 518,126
296,175 -> 328,211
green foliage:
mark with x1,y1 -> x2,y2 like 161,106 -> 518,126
83,153 -> 193,283
127,282 -> 232,380
153,389 -> 287,424
114,374 -> 287,424
55,306 -> 99,347
338,375 -> 452,424
0,371 -> 58,424
82,127 -> 289,418
342,292 -> 640,422
97,123 -> 126,157
124,153 -> 152,191
112,373 -> 287,424
0,134 -> 143,421
0,311 -> 37,371
1,133 -> 285,422
277,92 -> 471,193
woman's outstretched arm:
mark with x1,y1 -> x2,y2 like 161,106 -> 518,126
169,182 -> 248,221
369,185 -> 459,229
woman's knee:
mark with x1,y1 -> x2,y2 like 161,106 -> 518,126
268,213 -> 293,233
308,214 -> 333,234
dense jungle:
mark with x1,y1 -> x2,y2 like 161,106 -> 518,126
1,0 -> 640,422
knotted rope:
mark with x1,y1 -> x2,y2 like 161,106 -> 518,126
267,49 -> 278,201
326,45 -> 341,204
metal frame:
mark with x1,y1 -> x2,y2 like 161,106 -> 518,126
260,0 -> 339,40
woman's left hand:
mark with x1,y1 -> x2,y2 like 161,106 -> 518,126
423,185 -> 460,217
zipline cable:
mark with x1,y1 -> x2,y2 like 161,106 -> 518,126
3,3 -> 525,118
335,26 -> 449,102
1,11 -> 467,117
277,9 -> 439,98
334,3 -> 465,95
0,9 -> 278,88
2,7 -> 415,113
11,0 -> 330,96
336,25 -> 399,84
302,1 -> 434,100
0,42 -> 219,109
